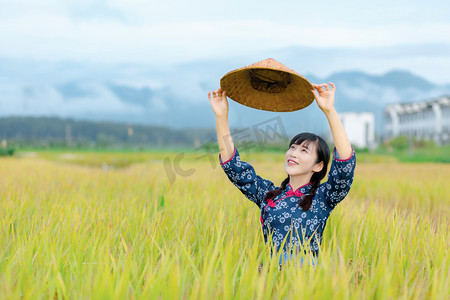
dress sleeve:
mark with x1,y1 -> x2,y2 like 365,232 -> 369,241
219,146 -> 276,209
324,146 -> 356,209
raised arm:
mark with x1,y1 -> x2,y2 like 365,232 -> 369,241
312,82 -> 352,159
208,88 -> 276,208
208,88 -> 235,162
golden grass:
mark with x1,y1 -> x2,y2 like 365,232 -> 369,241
0,151 -> 449,299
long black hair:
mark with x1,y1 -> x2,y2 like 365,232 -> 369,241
263,132 -> 330,211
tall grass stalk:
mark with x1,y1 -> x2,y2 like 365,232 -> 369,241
0,152 -> 448,299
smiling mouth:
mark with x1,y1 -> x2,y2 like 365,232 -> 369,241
287,159 -> 298,165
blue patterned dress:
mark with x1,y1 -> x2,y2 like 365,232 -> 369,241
219,146 -> 356,262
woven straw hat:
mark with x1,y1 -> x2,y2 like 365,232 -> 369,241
220,58 -> 314,112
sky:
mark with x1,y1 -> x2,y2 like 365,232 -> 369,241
1,0 -> 450,83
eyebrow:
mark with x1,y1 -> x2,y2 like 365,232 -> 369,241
292,143 -> 310,150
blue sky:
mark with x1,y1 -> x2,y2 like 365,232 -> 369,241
1,0 -> 450,83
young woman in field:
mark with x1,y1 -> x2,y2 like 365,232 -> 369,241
208,82 -> 356,269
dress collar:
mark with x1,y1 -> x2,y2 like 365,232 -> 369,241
286,182 -> 312,196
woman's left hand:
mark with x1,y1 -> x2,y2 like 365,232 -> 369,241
311,82 -> 336,113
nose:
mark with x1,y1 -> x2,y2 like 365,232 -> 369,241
290,149 -> 300,158
287,147 -> 297,159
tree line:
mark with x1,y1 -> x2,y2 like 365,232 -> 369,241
0,116 -> 217,149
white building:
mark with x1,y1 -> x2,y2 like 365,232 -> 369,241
338,112 -> 375,149
384,96 -> 450,144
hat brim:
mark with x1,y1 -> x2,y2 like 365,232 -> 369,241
220,67 -> 314,112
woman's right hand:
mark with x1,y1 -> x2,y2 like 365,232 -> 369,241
208,88 -> 229,118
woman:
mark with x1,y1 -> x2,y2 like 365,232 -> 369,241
208,82 -> 356,269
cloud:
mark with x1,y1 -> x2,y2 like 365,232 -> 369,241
1,0 -> 450,85
1,6 -> 450,65
0,82 -> 144,118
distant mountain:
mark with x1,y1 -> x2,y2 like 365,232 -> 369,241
327,70 -> 435,90
1,54 -> 449,138
378,70 -> 435,90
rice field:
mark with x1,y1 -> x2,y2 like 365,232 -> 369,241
0,150 -> 449,299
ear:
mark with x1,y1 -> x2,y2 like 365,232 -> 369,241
312,161 -> 324,173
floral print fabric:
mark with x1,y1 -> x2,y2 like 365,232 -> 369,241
219,146 -> 356,258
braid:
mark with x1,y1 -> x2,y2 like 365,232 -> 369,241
264,176 -> 289,203
298,178 -> 320,211
264,176 -> 321,211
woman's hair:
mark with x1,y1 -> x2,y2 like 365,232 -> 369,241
263,132 -> 330,211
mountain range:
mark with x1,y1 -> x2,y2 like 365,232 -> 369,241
1,51 -> 449,138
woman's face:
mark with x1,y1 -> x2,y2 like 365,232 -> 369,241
284,140 -> 323,177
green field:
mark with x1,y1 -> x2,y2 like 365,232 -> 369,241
1,150 -> 449,299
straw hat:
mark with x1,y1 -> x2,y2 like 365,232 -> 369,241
220,58 -> 314,112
